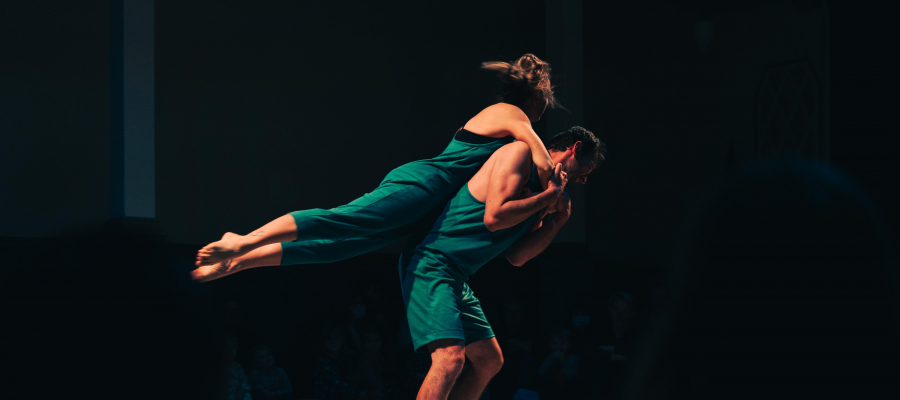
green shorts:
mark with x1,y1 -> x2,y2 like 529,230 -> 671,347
399,265 -> 495,354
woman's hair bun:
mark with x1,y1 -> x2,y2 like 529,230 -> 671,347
517,53 -> 538,71
481,53 -> 560,109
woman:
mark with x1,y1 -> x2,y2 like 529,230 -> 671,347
192,53 -> 562,282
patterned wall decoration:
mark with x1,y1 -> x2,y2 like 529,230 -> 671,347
754,58 -> 825,160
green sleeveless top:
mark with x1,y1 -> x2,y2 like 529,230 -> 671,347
381,128 -> 515,196
399,164 -> 541,283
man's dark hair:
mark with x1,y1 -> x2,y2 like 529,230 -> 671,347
547,126 -> 606,169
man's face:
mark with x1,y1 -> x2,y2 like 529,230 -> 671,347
551,141 -> 595,185
561,153 -> 594,185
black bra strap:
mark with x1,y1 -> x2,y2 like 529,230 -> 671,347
454,128 -> 513,145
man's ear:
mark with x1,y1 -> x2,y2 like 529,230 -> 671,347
571,141 -> 583,156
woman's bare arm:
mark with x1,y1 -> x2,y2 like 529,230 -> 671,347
465,104 -> 554,189
507,120 -> 554,189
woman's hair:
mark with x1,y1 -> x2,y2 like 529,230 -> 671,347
482,53 -> 560,109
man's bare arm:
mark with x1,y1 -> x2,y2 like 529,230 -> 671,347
505,191 -> 571,267
484,143 -> 567,232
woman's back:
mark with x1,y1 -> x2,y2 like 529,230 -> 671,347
464,102 -> 534,138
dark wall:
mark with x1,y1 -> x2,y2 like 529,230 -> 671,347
0,2 -> 110,238
155,0 -> 546,245
0,1 -> 546,244
582,0 -> 833,265
3,1 -> 895,257
829,0 -> 900,236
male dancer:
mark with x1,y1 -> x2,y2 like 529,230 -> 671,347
399,126 -> 605,400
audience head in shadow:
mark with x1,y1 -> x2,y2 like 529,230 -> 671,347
248,343 -> 294,400
623,157 -> 900,399
548,328 -> 574,362
538,328 -> 581,398
320,321 -> 346,358
249,343 -> 275,371
608,291 -> 637,341
568,297 -> 597,355
314,321 -> 363,399
222,335 -> 253,400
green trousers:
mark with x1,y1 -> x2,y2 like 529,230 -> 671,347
280,182 -> 446,266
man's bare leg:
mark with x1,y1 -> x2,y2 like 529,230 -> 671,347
418,339 -> 466,400
191,242 -> 283,283
448,337 -> 504,400
195,214 -> 297,266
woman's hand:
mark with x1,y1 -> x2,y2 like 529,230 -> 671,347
546,163 -> 568,200
536,159 -> 554,190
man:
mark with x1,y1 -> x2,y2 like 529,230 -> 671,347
399,126 -> 605,400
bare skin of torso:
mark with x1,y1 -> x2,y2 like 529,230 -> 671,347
466,143 -> 534,203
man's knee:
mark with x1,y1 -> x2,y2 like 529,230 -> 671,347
480,351 -> 504,376
429,339 -> 466,375
468,339 -> 504,376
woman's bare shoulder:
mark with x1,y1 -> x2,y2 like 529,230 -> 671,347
481,102 -> 527,116
464,103 -> 529,136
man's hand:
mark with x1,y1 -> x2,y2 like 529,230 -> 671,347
540,163 -> 568,217
546,163 -> 568,198
551,189 -> 571,224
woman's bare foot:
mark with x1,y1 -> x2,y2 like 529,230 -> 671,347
190,258 -> 241,283
191,243 -> 283,283
196,232 -> 247,267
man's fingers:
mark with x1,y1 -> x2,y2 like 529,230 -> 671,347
552,164 -> 565,187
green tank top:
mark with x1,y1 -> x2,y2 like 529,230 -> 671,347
399,165 -> 541,282
381,128 -> 515,197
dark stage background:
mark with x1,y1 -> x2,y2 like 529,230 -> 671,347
2,1 -> 899,399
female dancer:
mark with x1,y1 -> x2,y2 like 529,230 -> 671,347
192,53 -> 561,282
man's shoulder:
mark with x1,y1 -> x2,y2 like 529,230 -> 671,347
495,140 -> 531,158
484,141 -> 533,181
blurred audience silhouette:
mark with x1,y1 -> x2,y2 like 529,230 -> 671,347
313,321 -> 363,399
621,157 -> 900,399
490,294 -> 539,399
224,335 -> 253,400
538,328 -> 582,399
248,343 -> 294,400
